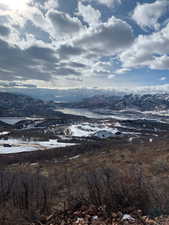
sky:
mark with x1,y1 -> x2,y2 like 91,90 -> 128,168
0,0 -> 169,91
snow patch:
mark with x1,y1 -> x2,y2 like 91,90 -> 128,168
69,155 -> 80,160
0,146 -> 37,154
121,214 -> 135,222
0,138 -> 77,154
68,122 -> 119,138
0,131 -> 10,136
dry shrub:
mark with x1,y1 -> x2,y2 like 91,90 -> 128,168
1,164 -> 169,223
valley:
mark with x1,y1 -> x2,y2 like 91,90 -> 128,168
1,109 -> 169,155
1,92 -> 169,225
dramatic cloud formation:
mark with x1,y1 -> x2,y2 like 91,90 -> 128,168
132,0 -> 169,30
96,0 -> 121,7
0,25 -> 10,36
119,22 -> 169,70
47,10 -> 83,37
82,0 -> 122,7
77,2 -> 101,26
0,0 -> 169,90
74,16 -> 134,55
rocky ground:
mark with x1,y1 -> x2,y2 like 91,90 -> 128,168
17,205 -> 169,225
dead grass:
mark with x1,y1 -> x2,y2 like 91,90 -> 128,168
0,134 -> 169,223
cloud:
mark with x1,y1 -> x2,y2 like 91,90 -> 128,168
77,2 -> 101,26
0,38 -> 58,81
47,10 -> 83,38
116,67 -> 131,74
26,45 -> 57,62
160,76 -> 167,81
91,61 -> 112,74
74,16 -> 134,55
0,81 -> 37,88
57,44 -> 84,59
82,0 -> 122,7
96,0 -> 121,7
134,84 -> 169,94
108,74 -> 116,79
119,22 -> 169,70
150,55 -> 169,70
132,0 -> 169,30
65,76 -> 83,82
1,0 -> 163,90
0,25 -> 10,36
44,0 -> 59,9
54,67 -> 81,76
69,62 -> 87,68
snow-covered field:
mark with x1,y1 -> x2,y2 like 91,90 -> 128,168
0,117 -> 44,125
0,121 -> 120,154
69,122 -> 118,137
0,138 -> 76,154
0,146 -> 38,154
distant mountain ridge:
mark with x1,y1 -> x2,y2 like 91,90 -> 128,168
2,92 -> 169,117
0,92 -> 89,121
72,93 -> 169,111
2,88 -> 125,102
0,92 -> 55,117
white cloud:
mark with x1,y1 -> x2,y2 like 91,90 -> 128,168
134,84 -> 169,94
0,0 -> 145,89
108,74 -> 116,79
150,55 -> 169,70
119,22 -> 169,70
77,2 -> 101,26
91,61 -> 112,73
45,0 -> 59,9
80,0 -> 122,7
132,0 -> 169,30
160,76 -> 167,81
116,67 -> 131,74
95,0 -> 121,7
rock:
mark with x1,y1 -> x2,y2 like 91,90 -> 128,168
75,217 -> 85,224
92,215 -> 98,220
121,214 -> 135,222
3,144 -> 12,147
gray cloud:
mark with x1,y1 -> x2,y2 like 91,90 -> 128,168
26,45 -> 57,62
65,77 -> 83,82
0,81 -> 37,88
0,39 -> 58,81
74,16 -> 134,55
54,67 -> 81,76
57,44 -> 84,59
0,0 -> 150,89
0,25 -> 10,37
47,10 -> 83,36
69,62 -> 87,68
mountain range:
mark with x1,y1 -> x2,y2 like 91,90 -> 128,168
70,93 -> 169,112
0,92 -> 83,119
2,92 -> 169,118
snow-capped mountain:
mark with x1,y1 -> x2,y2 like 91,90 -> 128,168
72,93 -> 169,111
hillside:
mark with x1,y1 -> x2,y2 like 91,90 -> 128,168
0,92 -> 85,119
2,133 -> 169,224
72,93 -> 169,112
